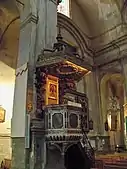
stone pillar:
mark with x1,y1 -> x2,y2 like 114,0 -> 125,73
121,58 -> 127,98
120,58 -> 127,147
85,69 -> 110,151
30,118 -> 45,169
11,1 -> 38,169
85,70 -> 103,135
11,0 -> 57,169
31,1 -> 57,169
35,0 -> 57,56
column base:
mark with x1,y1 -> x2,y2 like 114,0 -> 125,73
11,137 -> 29,169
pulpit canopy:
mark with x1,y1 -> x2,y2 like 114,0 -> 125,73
36,34 -> 91,81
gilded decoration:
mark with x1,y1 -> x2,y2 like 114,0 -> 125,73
27,87 -> 33,113
46,75 -> 59,105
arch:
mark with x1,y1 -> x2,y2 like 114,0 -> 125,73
64,143 -> 77,153
64,144 -> 84,169
0,16 -> 20,47
64,143 -> 92,169
0,1 -> 20,68
57,13 -> 94,61
48,143 -> 62,153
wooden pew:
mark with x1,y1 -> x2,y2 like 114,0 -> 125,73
104,160 -> 127,169
104,165 -> 127,169
95,159 -> 104,169
95,157 -> 127,169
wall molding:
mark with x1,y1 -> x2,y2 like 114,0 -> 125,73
21,13 -> 38,29
94,34 -> 127,67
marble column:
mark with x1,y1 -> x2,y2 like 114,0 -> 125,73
11,0 -> 57,169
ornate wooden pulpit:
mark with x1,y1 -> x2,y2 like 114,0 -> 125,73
34,34 -> 93,169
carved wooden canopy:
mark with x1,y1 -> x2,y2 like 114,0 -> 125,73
36,34 -> 91,81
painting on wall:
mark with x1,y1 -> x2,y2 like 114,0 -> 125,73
46,75 -> 59,105
0,106 -> 5,123
49,83 -> 57,99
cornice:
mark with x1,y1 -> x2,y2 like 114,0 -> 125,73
0,133 -> 11,137
20,13 -> 38,29
95,34 -> 127,57
94,34 -> 127,67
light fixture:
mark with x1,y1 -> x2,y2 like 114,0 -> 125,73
0,106 -> 6,123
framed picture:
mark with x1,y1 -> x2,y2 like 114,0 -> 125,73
49,82 -> 57,99
0,106 -> 5,123
46,75 -> 59,105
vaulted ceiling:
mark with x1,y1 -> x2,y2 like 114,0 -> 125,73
75,0 -> 122,36
0,0 -> 20,68
0,0 -> 126,68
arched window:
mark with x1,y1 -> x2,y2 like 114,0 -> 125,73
57,0 -> 70,17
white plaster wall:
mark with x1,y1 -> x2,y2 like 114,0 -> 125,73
11,63 -> 28,137
0,136 -> 12,162
0,61 -> 15,161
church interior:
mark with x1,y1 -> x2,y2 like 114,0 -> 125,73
0,0 -> 127,169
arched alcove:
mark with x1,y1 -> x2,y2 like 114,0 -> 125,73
100,73 -> 124,149
64,143 -> 91,169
